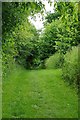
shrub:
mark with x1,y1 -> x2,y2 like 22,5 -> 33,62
62,46 -> 79,86
45,52 -> 64,69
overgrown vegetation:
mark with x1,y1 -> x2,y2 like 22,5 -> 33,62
62,46 -> 79,86
45,52 -> 64,69
2,1 -> 79,118
2,2 -> 79,84
2,2 -> 44,76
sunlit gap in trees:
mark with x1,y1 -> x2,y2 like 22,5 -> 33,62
28,0 -> 54,31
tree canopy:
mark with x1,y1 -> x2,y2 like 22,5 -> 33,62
2,1 -> 79,77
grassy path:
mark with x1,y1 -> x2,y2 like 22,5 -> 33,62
3,68 -> 78,118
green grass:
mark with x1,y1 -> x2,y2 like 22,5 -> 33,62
2,67 -> 78,118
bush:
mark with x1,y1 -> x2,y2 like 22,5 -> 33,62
45,52 -> 64,69
62,46 -> 79,86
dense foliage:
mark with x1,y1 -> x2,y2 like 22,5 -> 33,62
2,2 -> 43,34
45,52 -> 64,69
44,2 -> 79,54
2,2 -> 79,87
13,20 -> 39,69
43,2 -> 79,86
62,46 -> 79,86
2,2 -> 44,76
